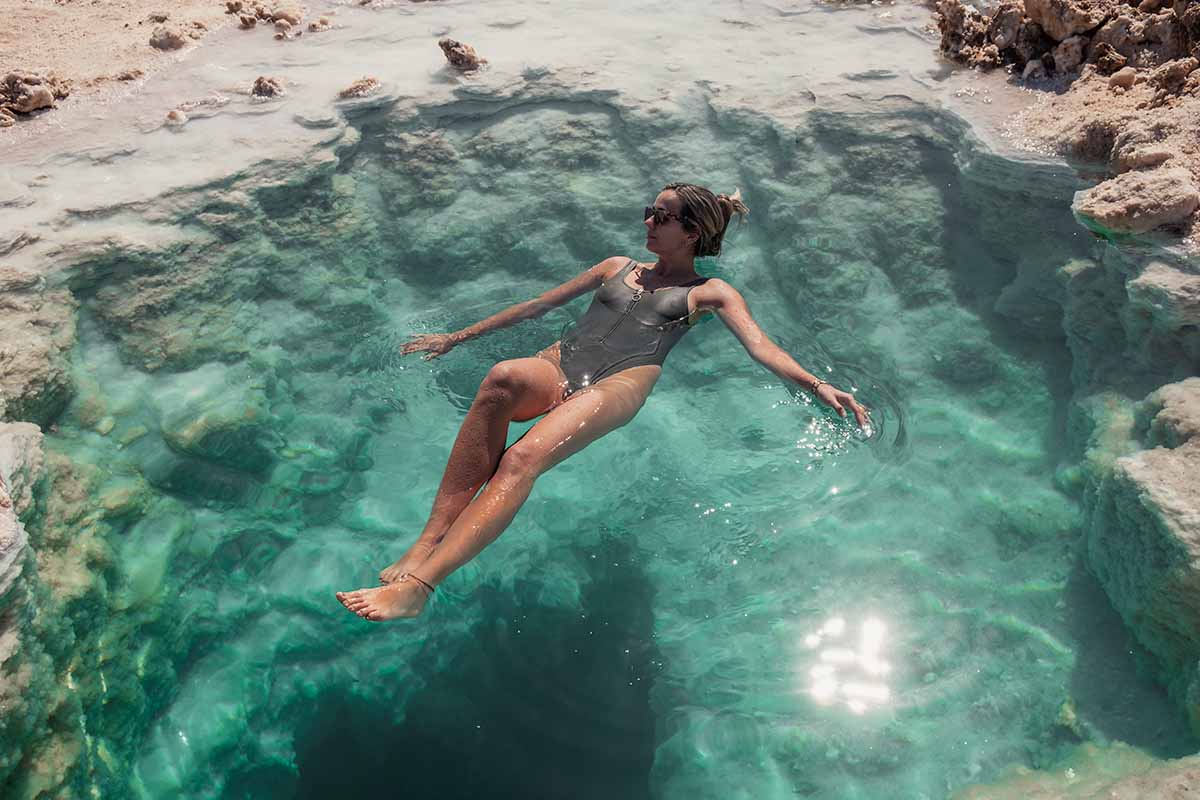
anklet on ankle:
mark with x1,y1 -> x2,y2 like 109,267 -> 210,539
403,572 -> 436,595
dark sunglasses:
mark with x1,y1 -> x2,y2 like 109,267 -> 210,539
644,206 -> 688,227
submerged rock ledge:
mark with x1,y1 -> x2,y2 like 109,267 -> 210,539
0,0 -> 1199,797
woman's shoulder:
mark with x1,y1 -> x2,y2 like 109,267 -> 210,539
595,255 -> 635,282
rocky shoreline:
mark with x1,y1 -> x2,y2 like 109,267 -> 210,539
937,0 -> 1200,249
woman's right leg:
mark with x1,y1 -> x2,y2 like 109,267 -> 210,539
378,353 -> 567,583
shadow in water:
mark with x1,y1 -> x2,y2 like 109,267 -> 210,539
1065,558 -> 1200,757
288,539 -> 659,799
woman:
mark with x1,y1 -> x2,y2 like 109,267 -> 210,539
337,183 -> 869,621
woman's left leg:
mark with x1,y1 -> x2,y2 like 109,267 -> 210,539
336,366 -> 660,621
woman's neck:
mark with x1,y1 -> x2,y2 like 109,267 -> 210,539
651,253 -> 696,278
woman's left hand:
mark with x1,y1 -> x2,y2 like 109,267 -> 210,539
815,384 -> 870,429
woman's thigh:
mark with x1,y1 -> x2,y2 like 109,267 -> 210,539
500,364 -> 660,476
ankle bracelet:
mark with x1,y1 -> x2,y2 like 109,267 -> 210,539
403,572 -> 436,595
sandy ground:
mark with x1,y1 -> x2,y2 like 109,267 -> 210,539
0,0 -> 236,104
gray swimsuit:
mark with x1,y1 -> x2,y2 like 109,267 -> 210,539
559,259 -> 710,396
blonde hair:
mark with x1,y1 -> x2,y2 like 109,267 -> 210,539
662,182 -> 750,257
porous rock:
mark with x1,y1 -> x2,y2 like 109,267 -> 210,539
438,37 -> 487,71
252,76 -> 285,97
149,26 -> 187,50
1092,40 -> 1128,72
1025,0 -> 1116,41
1054,34 -> 1089,71
337,76 -> 381,98
988,0 -> 1025,48
1074,166 -> 1200,234
1127,261 -> 1200,330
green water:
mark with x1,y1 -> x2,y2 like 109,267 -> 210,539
18,101 -> 1196,798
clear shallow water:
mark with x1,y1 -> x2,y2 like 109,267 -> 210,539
20,85 -> 1198,800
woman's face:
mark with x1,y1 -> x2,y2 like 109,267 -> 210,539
644,190 -> 697,258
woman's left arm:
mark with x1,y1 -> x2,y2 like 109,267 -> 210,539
694,280 -> 870,428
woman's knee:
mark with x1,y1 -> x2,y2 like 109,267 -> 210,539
493,443 -> 543,484
479,360 -> 526,399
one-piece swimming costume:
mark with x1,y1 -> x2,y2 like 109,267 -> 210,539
558,259 -> 710,396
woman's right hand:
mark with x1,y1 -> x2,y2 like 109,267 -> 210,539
400,332 -> 461,361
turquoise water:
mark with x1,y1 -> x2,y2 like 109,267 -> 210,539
15,100 -> 1197,798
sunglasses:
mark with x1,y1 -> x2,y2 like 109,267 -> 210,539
644,206 -> 688,227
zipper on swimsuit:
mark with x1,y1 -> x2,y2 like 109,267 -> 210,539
599,281 -> 643,343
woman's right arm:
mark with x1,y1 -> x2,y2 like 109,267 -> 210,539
401,256 -> 627,360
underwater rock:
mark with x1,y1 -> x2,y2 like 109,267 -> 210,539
1074,166 -> 1200,234
165,108 -> 188,126
1084,378 -> 1200,729
1025,0 -> 1117,41
438,37 -> 488,71
239,13 -> 257,28
308,15 -> 332,32
149,26 -> 187,50
338,76 -> 381,98
252,76 -> 285,97
955,741 -> 1200,798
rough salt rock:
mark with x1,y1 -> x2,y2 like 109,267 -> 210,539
149,26 -> 187,50
2,72 -> 67,116
116,69 -> 144,81
1115,144 -> 1173,170
937,0 -> 1006,67
272,7 -> 303,25
955,742 -> 1200,799
165,108 -> 189,126
1108,64 -> 1138,86
988,0 -> 1025,48
1127,261 -> 1200,330
0,269 -> 75,425
274,18 -> 293,32
0,423 -> 42,598
147,12 -> 170,23
1025,0 -> 1116,41
1093,41 -> 1128,73
239,14 -> 257,27
225,0 -> 244,12
1149,56 -> 1199,93
1054,34 -> 1089,71
438,37 -> 487,71
1090,11 -> 1188,69
1023,59 -> 1049,78
1085,378 -> 1200,728
1074,166 -> 1200,234
337,76 -> 381,98
308,16 -> 332,32
0,108 -> 15,127
252,76 -> 285,97
1014,19 -> 1055,64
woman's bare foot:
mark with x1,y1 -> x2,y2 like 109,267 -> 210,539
379,540 -> 437,584
336,575 -> 431,621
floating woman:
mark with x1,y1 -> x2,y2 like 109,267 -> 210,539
336,183 -> 870,621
